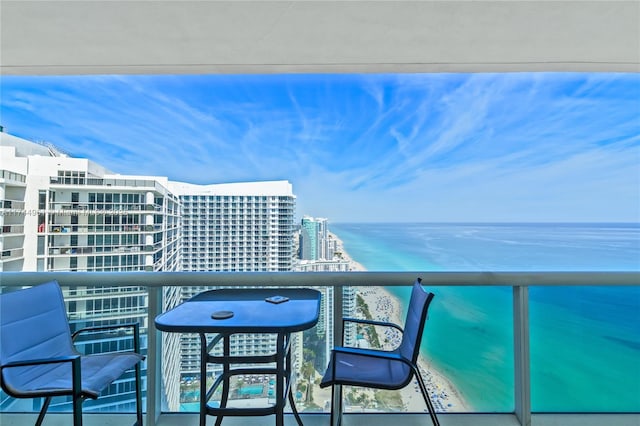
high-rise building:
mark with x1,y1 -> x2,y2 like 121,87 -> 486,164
299,216 -> 332,261
0,131 -> 183,412
170,181 -> 296,273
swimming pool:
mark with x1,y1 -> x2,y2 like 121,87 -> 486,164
238,385 -> 264,396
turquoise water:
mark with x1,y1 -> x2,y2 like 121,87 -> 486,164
180,401 -> 218,411
179,386 -> 263,412
238,385 -> 264,396
331,223 -> 640,412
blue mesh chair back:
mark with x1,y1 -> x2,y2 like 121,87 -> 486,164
1,281 -> 77,394
398,279 -> 433,363
319,278 -> 439,426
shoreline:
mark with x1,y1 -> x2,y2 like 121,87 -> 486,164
330,232 -> 470,413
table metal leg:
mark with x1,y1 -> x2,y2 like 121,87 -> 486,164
215,334 -> 231,426
199,334 -> 208,426
285,333 -> 304,426
289,386 -> 304,426
276,332 -> 286,426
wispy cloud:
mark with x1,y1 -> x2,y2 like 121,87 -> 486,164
1,73 -> 638,222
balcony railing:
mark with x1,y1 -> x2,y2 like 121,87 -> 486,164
49,176 -> 170,195
0,248 -> 24,261
48,201 -> 163,212
0,271 -> 638,426
0,225 -> 25,235
0,169 -> 27,183
0,199 -> 26,209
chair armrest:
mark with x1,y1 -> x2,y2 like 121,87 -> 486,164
0,355 -> 82,398
343,317 -> 404,333
72,322 -> 139,339
332,346 -> 411,365
1,355 -> 80,370
72,322 -> 141,355
342,317 -> 404,346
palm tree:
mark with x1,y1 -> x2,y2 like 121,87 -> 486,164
300,361 -> 316,404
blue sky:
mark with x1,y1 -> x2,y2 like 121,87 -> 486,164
1,73 -> 639,223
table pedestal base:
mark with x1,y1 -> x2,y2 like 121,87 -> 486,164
198,332 -> 304,426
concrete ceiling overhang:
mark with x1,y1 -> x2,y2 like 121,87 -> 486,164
1,0 -> 639,76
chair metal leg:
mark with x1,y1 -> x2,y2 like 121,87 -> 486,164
337,385 -> 344,426
413,366 -> 440,426
336,384 -> 343,426
329,385 -> 335,426
133,322 -> 143,426
35,397 -> 52,426
72,397 -> 84,426
134,361 -> 143,425
71,357 -> 84,426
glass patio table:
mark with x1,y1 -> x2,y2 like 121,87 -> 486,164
155,287 -> 321,426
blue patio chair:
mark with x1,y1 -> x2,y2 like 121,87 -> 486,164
0,280 -> 144,426
320,278 -> 440,426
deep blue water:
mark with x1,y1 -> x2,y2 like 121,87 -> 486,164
331,223 -> 640,412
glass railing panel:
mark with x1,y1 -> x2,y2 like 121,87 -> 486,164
338,285 -> 515,414
292,284 -> 516,415
530,285 -> 640,412
294,285 -> 335,414
2,273 -> 639,421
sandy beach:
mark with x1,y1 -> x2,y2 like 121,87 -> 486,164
329,232 -> 470,413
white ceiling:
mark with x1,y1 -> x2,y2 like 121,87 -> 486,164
1,0 -> 639,76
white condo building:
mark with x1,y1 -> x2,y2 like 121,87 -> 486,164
169,180 -> 296,273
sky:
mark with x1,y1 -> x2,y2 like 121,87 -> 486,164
1,73 -> 639,223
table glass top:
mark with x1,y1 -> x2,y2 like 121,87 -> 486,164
155,288 -> 321,334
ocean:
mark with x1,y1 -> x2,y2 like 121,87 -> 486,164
330,223 -> 640,412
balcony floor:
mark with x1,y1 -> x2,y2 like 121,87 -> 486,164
1,412 -> 639,426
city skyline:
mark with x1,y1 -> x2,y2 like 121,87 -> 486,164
2,73 -> 639,223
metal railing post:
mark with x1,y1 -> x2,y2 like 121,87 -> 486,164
333,284 -> 344,349
513,285 -> 531,426
332,284 -> 344,426
146,286 -> 163,426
